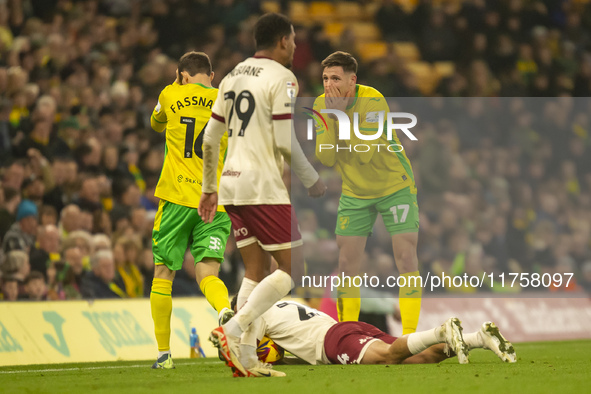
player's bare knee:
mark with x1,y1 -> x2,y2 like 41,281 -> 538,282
394,248 -> 418,274
338,253 -> 362,275
154,265 -> 175,281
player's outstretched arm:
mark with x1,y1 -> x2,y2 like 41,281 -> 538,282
274,118 -> 326,198
199,114 -> 225,223
307,177 -> 327,197
198,192 -> 218,224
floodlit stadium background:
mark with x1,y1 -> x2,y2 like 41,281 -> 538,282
1,0 -> 591,366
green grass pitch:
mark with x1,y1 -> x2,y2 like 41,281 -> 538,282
1,340 -> 589,394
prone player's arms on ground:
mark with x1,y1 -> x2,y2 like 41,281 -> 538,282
151,92 -> 168,132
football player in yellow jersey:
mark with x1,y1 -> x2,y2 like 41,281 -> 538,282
313,52 -> 421,335
149,52 -> 232,369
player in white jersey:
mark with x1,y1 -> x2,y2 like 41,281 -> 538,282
234,300 -> 517,375
199,13 -> 326,377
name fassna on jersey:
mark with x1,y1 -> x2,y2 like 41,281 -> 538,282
228,65 -> 263,78
169,96 -> 213,113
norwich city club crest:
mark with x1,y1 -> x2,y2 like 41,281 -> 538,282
339,216 -> 350,230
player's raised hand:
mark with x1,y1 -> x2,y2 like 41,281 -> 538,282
198,192 -> 218,223
308,177 -> 327,198
324,84 -> 348,113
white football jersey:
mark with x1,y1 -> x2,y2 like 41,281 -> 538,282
210,57 -> 298,205
242,301 -> 337,365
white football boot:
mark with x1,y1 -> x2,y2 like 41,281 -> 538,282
479,322 -> 517,363
442,317 -> 470,364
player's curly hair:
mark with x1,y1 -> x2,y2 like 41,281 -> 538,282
178,51 -> 212,77
254,13 -> 292,51
321,51 -> 358,74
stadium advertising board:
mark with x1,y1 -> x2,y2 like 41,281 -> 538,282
2,295 -> 590,366
0,298 -> 218,366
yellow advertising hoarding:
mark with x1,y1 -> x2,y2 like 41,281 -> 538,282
0,298 -> 219,366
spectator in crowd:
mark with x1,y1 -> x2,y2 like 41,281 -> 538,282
92,233 -> 112,252
58,204 -> 81,239
1,249 -> 30,281
81,250 -> 125,299
0,276 -> 19,301
2,199 -> 37,254
0,186 -> 20,240
38,204 -> 58,226
46,259 -> 82,300
29,224 -> 60,278
1,0 -> 591,303
112,237 -> 143,298
24,271 -> 47,301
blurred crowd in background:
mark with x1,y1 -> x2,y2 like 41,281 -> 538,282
1,0 -> 591,301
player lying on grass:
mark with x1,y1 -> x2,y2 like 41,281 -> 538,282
212,299 -> 516,377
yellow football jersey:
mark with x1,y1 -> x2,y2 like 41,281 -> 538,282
151,82 -> 227,210
314,84 -> 415,199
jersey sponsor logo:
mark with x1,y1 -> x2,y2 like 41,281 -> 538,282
286,81 -> 296,98
177,174 -> 201,185
222,170 -> 241,178
365,111 -> 383,123
339,216 -> 350,230
209,236 -> 222,251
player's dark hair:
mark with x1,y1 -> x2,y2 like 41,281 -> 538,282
254,13 -> 293,51
178,51 -> 212,77
321,51 -> 358,74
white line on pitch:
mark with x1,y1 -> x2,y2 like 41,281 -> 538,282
0,361 -> 221,374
